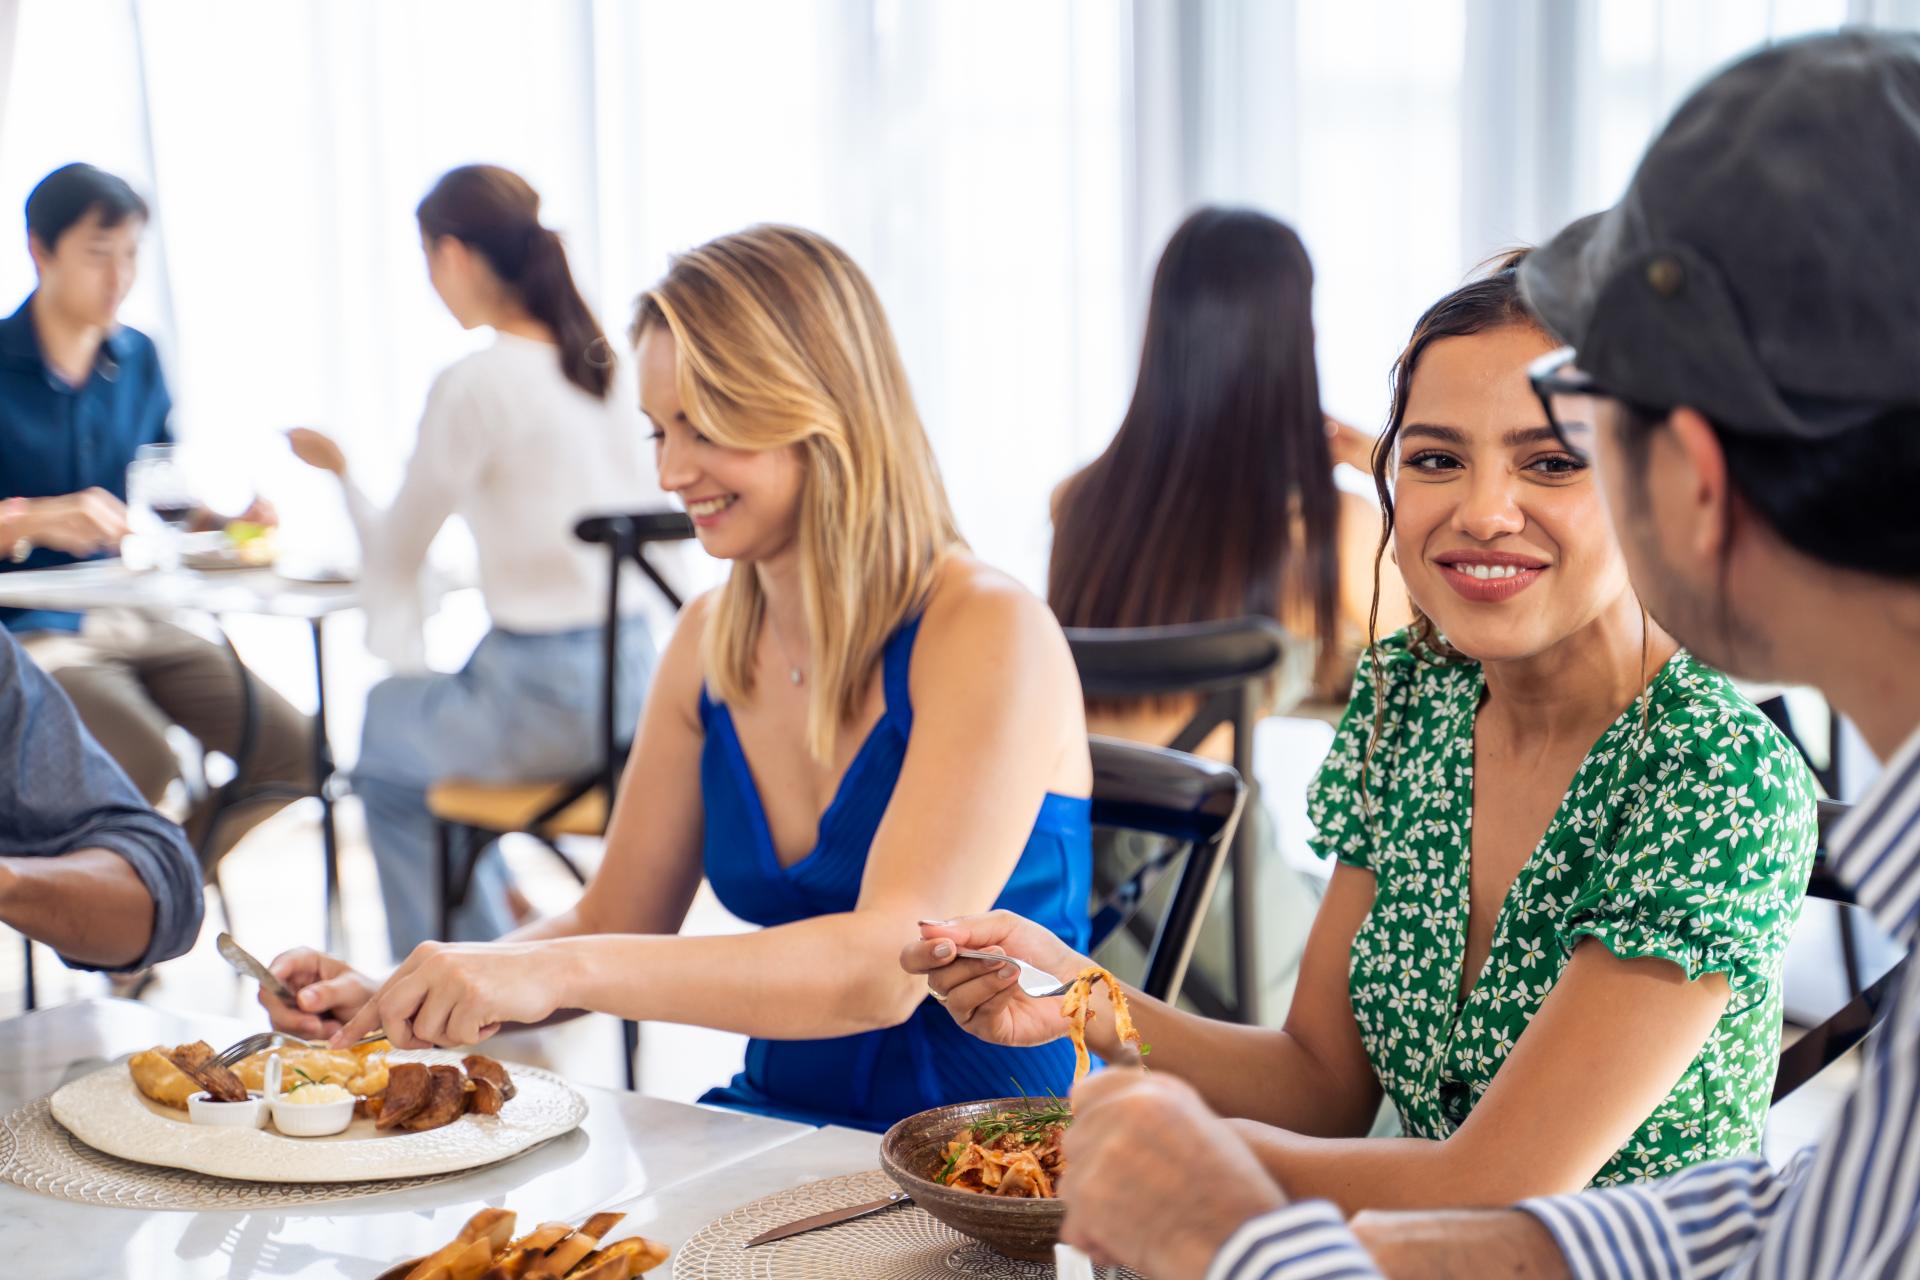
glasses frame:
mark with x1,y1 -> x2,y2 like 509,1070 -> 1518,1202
1528,345 -> 1673,461
1527,346 -> 1600,458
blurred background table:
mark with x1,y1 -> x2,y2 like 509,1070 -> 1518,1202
0,559 -> 361,957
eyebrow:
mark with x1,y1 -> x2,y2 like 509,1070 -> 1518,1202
1401,423 -> 1561,448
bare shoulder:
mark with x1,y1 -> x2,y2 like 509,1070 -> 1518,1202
911,553 -> 1089,785
650,589 -> 719,729
916,553 -> 1074,675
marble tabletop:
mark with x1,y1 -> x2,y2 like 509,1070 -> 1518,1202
0,999 -> 882,1280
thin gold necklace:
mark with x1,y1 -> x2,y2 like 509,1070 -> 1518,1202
766,607 -> 807,687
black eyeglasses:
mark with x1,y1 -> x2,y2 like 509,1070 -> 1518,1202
1527,347 -> 1599,459
1528,346 -> 1672,461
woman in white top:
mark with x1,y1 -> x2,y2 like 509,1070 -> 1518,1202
289,164 -> 660,955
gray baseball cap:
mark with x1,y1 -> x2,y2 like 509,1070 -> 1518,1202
1519,30 -> 1920,440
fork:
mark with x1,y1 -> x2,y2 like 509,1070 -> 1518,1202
210,1028 -> 388,1070
951,948 -> 1072,998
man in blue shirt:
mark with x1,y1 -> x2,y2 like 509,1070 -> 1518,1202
0,622 -> 202,971
0,163 -> 309,873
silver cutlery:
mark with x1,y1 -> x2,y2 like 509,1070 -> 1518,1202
215,932 -> 297,1005
210,1028 -> 389,1070
742,1190 -> 912,1247
952,948 -> 1072,998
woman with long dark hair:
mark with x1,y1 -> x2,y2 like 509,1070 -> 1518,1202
1049,206 -> 1397,743
289,164 -> 662,955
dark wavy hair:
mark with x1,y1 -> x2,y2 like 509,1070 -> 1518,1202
1049,207 -> 1336,660
1366,249 -> 1542,665
416,165 -> 611,398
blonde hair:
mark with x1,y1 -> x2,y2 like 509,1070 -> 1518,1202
633,225 -> 960,761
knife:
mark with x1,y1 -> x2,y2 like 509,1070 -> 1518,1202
216,932 -> 297,1005
742,1190 -> 911,1247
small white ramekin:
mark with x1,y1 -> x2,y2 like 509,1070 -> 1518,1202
186,1091 -> 267,1128
267,1094 -> 355,1137
262,1053 -> 356,1137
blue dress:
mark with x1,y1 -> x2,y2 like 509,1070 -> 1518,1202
696,614 -> 1092,1131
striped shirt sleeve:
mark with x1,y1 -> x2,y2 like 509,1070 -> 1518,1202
1205,1202 -> 1383,1280
1519,1152 -> 1804,1279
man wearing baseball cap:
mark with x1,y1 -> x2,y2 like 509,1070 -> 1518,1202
1055,30 -> 1920,1279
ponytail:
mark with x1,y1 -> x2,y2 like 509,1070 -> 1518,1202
518,226 -> 612,398
416,165 -> 613,399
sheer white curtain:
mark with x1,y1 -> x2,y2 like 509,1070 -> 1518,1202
4,0 -> 1915,592
0,0 -> 1132,592
1167,0 -> 1893,432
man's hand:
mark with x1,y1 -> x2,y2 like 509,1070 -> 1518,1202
1060,1071 -> 1288,1276
262,946 -> 378,1039
22,488 -> 129,555
233,496 -> 278,528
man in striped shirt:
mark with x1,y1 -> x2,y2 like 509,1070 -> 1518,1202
1057,30 -> 1920,1279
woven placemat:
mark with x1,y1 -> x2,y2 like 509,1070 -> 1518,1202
674,1169 -> 1143,1279
0,1094 -> 469,1209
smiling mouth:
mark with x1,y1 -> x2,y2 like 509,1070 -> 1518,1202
684,495 -> 737,519
1433,554 -> 1550,602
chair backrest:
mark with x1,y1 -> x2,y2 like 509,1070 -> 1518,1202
1065,617 -> 1292,772
574,510 -> 697,799
1066,617 -> 1290,1022
1086,735 -> 1246,1003
1773,798 -> 1907,1102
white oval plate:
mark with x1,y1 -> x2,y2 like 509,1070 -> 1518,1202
49,1053 -> 586,1183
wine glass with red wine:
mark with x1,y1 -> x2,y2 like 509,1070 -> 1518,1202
127,443 -> 198,570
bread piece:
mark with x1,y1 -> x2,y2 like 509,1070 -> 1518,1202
128,1047 -> 199,1109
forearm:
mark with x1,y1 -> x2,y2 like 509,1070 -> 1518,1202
503,902 -> 591,945
1234,1124 -> 1580,1216
555,910 -> 924,1038
0,850 -> 158,968
1349,1208 -> 1570,1279
1077,982 -> 1375,1135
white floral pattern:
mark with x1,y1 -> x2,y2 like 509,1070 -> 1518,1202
1307,630 -> 1818,1187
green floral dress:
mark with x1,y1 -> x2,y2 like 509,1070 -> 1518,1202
1307,630 -> 1818,1186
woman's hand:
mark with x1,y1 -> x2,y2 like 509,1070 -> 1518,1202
1326,413 -> 1379,473
262,947 -> 378,1039
331,940 -> 572,1049
286,427 -> 348,477
900,911 -> 1088,1048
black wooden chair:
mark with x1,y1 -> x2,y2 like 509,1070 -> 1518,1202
1774,799 -> 1908,1102
1085,736 -> 1246,1002
428,510 -> 693,1088
1066,617 -> 1292,1022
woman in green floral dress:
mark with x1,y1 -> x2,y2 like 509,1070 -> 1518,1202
905,256 -> 1818,1212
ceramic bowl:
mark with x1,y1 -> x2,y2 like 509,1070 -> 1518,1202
268,1093 -> 355,1137
263,1052 -> 355,1137
878,1098 -> 1065,1262
186,1091 -> 267,1128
